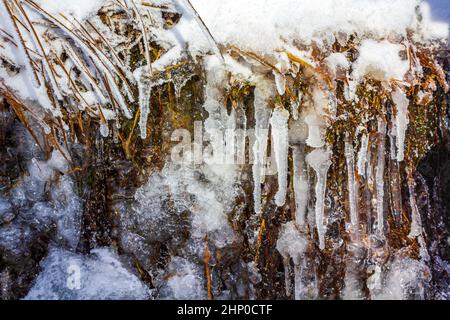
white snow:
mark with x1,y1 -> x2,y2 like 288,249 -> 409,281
34,0 -> 106,21
325,52 -> 350,81
345,141 -> 359,227
188,0 -> 448,57
0,0 -> 56,114
351,40 -> 409,84
25,248 -> 151,300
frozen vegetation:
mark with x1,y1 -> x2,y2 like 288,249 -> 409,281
0,0 -> 449,300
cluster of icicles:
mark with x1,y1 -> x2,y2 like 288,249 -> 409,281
196,42 -> 439,298
0,0 -> 445,299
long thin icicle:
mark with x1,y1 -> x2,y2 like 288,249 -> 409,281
391,88 -> 409,162
235,102 -> 247,166
138,86 -> 151,139
357,133 -> 369,178
407,177 -> 422,239
270,107 -> 290,207
252,79 -> 274,213
389,159 -> 403,224
345,140 -> 359,227
127,0 -> 152,138
375,119 -> 386,235
292,145 -> 309,227
306,148 -> 332,250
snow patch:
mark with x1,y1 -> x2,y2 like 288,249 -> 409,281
34,0 -> 106,21
25,248 -> 151,300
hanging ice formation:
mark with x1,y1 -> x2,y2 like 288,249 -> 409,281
270,107 -> 290,207
0,0 -> 448,300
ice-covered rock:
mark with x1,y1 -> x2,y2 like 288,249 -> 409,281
25,248 -> 151,300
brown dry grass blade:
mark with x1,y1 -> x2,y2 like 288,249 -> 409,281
254,218 -> 266,265
203,234 -> 213,300
1,0 -> 41,86
0,83 -> 45,153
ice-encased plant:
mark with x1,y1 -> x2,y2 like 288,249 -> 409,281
0,0 -> 449,300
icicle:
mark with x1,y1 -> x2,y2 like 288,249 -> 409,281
274,72 -> 286,96
389,159 -> 403,224
357,133 -> 369,178
270,107 -> 290,207
235,102 -> 247,166
252,127 -> 269,213
294,253 -> 318,300
202,56 -> 239,183
304,113 -> 325,148
388,129 -> 397,160
138,78 -> 151,139
100,122 -> 109,137
252,79 -> 274,213
0,0 -> 54,111
276,222 -> 307,263
366,146 -> 373,189
292,145 -> 309,227
375,119 -> 386,235
391,88 -> 409,162
367,265 -> 383,297
202,58 -> 226,154
342,241 -> 365,300
306,148 -> 332,250
345,140 -> 359,227
282,257 -> 292,298
293,265 -> 302,300
274,52 -> 289,96
276,221 -> 308,299
408,185 -> 431,261
407,177 -> 422,239
291,92 -> 301,120
225,108 -> 237,164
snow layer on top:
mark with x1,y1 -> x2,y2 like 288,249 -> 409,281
351,40 -> 409,83
188,0 -> 448,55
34,0 -> 106,20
